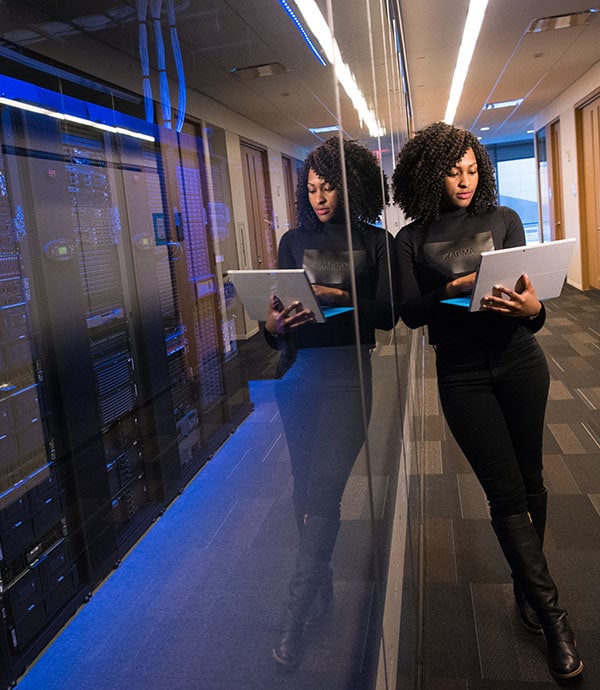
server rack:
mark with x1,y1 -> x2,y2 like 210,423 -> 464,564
157,127 -> 237,478
0,97 -> 252,686
198,125 -> 251,429
0,109 -> 83,686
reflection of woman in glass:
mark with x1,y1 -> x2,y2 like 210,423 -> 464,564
264,137 -> 397,670
392,122 -> 583,680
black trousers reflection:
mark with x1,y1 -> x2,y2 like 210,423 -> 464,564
275,346 -> 372,521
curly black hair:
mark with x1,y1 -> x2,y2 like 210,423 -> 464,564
391,121 -> 497,224
296,136 -> 388,232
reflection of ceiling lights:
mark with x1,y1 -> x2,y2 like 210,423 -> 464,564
444,0 -> 489,124
527,9 -> 598,33
483,98 -> 523,110
0,96 -> 155,142
231,63 -> 289,79
281,0 -> 385,137
308,125 -> 340,134
278,0 -> 327,66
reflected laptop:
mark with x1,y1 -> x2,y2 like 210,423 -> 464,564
227,269 -> 354,323
441,238 -> 575,312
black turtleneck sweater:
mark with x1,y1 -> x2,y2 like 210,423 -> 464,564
394,206 -> 545,346
276,220 -> 397,348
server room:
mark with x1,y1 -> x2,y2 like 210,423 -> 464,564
0,1 -> 599,689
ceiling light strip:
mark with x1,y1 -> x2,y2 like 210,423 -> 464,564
278,0 -> 327,66
287,0 -> 385,137
0,96 -> 155,142
444,0 -> 489,124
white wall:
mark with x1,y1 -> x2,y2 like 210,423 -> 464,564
534,59 -> 600,290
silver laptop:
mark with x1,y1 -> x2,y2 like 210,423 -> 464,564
441,238 -> 575,312
227,269 -> 354,323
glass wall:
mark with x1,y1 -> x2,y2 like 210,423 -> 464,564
0,2 -> 423,688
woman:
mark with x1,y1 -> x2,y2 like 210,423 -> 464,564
264,136 -> 397,670
392,121 -> 583,680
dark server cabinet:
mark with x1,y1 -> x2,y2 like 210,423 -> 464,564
12,110 -> 156,561
105,133 -> 192,510
120,136 -> 208,479
0,108 -> 168,683
0,95 -> 252,685
118,125 -> 252,485
157,127 -> 235,477
201,132 -> 253,429
0,112 -> 82,685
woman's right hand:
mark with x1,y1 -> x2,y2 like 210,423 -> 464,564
265,294 -> 316,335
445,272 -> 477,299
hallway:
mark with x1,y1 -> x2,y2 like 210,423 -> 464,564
14,286 -> 600,689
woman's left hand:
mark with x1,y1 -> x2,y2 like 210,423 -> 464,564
480,273 -> 542,319
311,284 -> 352,307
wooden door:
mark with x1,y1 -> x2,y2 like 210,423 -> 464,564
549,121 -> 564,240
577,96 -> 600,289
240,143 -> 276,269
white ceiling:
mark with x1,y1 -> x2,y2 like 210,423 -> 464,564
1,0 -> 600,149
401,0 -> 600,144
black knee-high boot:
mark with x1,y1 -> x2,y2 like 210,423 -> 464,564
492,513 -> 583,680
292,493 -> 307,534
305,565 -> 333,626
513,490 -> 547,633
273,514 -> 340,669
291,496 -> 335,627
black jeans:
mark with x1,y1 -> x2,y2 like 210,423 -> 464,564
435,330 -> 549,519
275,346 -> 372,520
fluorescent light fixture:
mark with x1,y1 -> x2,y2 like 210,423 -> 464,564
231,62 -> 289,79
528,10 -> 598,33
309,125 -> 340,134
444,0 -> 489,124
480,126 -> 490,131
0,96 -> 156,142
286,0 -> 385,137
483,98 -> 523,110
278,0 -> 326,66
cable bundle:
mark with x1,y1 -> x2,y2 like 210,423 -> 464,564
136,0 -> 186,131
